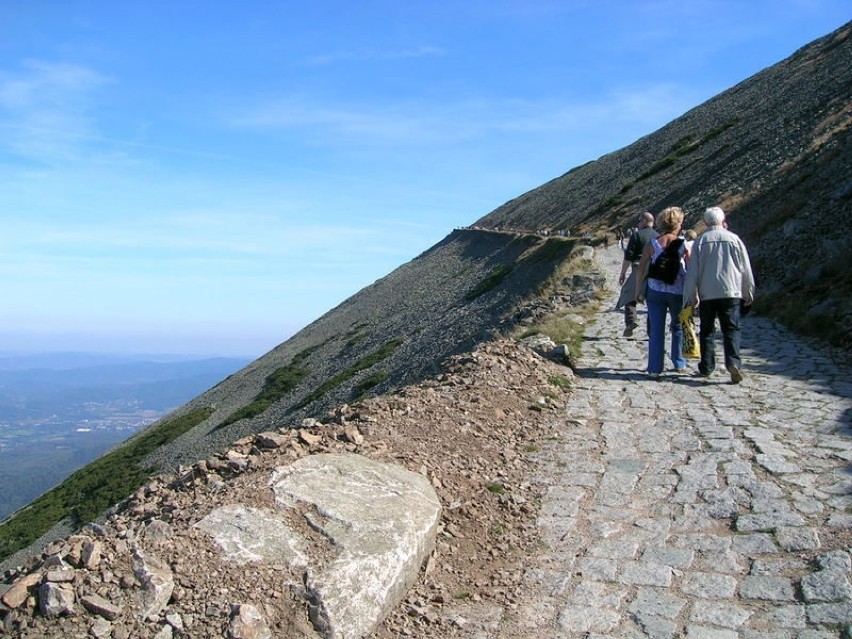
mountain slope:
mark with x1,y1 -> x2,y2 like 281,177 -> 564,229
1,20 -> 850,566
478,21 -> 852,347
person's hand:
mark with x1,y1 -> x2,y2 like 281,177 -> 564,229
618,273 -> 626,285
636,292 -> 645,305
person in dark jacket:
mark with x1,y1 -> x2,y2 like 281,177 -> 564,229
616,211 -> 657,337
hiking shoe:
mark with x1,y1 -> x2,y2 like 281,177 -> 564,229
727,365 -> 744,384
623,322 -> 638,337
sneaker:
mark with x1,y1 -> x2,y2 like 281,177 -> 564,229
623,322 -> 638,337
727,365 -> 744,384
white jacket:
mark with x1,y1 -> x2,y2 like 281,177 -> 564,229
683,226 -> 755,304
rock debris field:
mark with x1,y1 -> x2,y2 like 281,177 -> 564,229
1,244 -> 851,639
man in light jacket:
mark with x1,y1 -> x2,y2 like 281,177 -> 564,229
683,206 -> 755,383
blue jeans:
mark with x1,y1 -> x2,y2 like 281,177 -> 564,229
645,287 -> 686,374
698,298 -> 741,375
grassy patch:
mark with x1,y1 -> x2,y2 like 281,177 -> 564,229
701,118 -> 740,144
344,323 -> 370,348
0,407 -> 214,562
548,373 -> 573,389
465,264 -> 513,300
521,237 -> 576,265
516,249 -> 603,364
638,154 -> 679,180
295,339 -> 403,409
217,344 -> 327,427
353,370 -> 389,399
636,124 -> 737,182
487,482 -> 507,495
519,315 -> 585,364
603,194 -> 624,209
219,362 -> 309,427
757,287 -> 850,350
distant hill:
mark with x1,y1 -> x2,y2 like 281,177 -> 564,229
1,21 -> 849,566
0,355 -> 249,522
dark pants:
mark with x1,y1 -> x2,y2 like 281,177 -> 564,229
698,298 -> 742,375
624,301 -> 638,328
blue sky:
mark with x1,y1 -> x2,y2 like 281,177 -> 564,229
0,1 -> 848,357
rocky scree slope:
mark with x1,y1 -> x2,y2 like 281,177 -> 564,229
147,231 -> 578,470
0,334 -> 585,638
479,21 -> 852,348
0,231 -> 583,567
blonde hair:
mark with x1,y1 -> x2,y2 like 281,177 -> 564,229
685,229 -> 698,240
656,206 -> 684,233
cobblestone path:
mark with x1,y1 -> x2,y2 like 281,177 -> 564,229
502,245 -> 852,638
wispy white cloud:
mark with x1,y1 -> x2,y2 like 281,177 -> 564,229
231,83 -> 696,148
1,208 -> 420,268
307,45 -> 446,66
0,60 -> 109,162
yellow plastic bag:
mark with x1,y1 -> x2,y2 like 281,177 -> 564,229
679,305 -> 700,359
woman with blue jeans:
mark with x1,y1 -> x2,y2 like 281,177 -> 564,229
636,207 -> 690,378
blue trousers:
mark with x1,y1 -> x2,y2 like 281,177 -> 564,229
646,287 -> 686,374
698,298 -> 742,375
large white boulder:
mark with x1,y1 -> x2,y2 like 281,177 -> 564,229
197,453 -> 442,639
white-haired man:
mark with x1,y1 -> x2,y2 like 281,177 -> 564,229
683,206 -> 755,383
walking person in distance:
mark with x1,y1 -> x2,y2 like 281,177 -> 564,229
683,206 -> 755,384
616,211 -> 657,337
635,207 -> 690,379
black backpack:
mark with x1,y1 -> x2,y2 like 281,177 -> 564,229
647,238 -> 684,285
623,230 -> 644,263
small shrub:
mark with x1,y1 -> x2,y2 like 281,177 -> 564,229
548,374 -> 573,389
487,482 -> 507,495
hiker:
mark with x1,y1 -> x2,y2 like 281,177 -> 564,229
616,212 -> 657,337
683,229 -> 698,252
683,206 -> 755,383
635,207 -> 690,379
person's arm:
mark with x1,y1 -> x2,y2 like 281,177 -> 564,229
635,244 -> 652,303
618,258 -> 631,285
682,242 -> 699,307
739,239 -> 755,305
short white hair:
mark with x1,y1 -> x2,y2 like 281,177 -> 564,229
704,206 -> 726,226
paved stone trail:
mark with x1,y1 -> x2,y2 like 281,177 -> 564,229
501,245 -> 852,638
